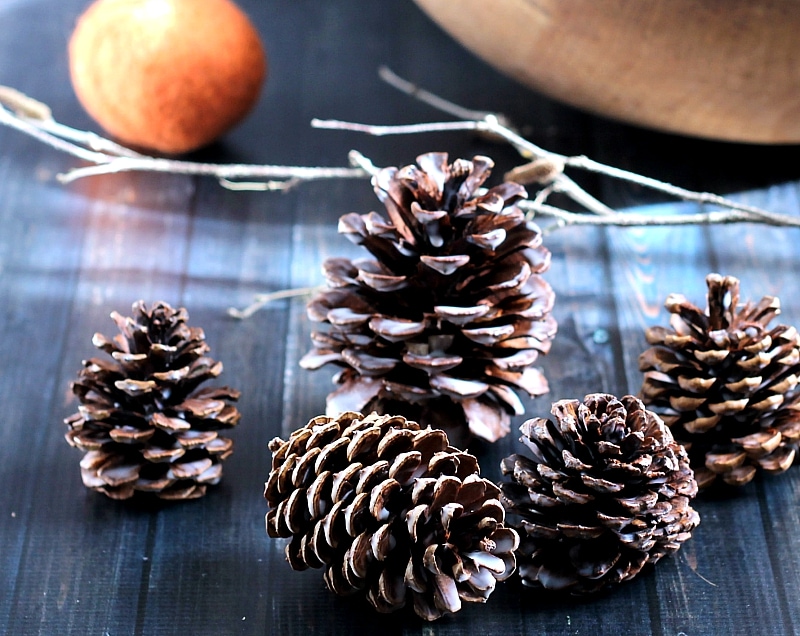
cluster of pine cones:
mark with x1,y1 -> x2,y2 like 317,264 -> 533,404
265,398 -> 700,618
264,156 -> 800,618
62,153 -> 800,621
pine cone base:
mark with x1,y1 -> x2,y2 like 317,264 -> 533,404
500,394 -> 699,594
264,411 -> 518,620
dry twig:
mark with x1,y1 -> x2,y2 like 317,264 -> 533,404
227,286 -> 320,320
0,76 -> 788,226
0,87 -> 368,190
311,117 -> 774,222
3,74 -> 798,319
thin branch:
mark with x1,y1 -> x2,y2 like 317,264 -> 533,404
0,101 -> 112,164
0,85 -> 51,119
563,155 -> 776,220
0,86 -> 144,158
310,118 -> 606,216
218,177 -> 303,192
313,117 -> 778,220
227,286 -> 319,319
374,68 -> 787,222
347,149 -> 381,176
0,89 -> 368,188
531,183 -> 557,207
521,201 -> 800,229
312,118 -> 482,137
378,66 -> 506,125
55,155 -> 367,184
0,82 -> 792,230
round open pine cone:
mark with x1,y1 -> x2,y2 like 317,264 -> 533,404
264,411 -> 518,621
300,152 -> 557,444
499,394 -> 699,594
639,274 -> 800,488
64,301 -> 240,500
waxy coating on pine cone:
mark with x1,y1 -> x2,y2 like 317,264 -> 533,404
64,301 -> 240,500
300,152 -> 557,444
639,274 -> 800,488
499,394 -> 699,594
264,411 -> 518,621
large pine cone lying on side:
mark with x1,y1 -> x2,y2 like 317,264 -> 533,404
639,273 -> 800,487
65,301 -> 240,500
264,411 -> 518,620
300,152 -> 557,444
499,394 -> 699,594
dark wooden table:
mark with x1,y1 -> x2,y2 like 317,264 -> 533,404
3,1 -> 800,634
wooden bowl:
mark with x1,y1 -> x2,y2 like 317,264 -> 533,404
414,0 -> 800,143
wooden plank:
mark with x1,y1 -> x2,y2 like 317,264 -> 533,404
547,223 -> 626,397
279,182 -> 361,442
3,172 -> 196,635
134,179 -> 298,635
0,3 -> 105,631
704,182 -> 800,635
0,139 -> 88,630
604,201 -> 794,635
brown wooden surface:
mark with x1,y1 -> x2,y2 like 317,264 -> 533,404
414,0 -> 800,143
2,1 -> 800,634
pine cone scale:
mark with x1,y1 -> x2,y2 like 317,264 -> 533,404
501,394 -> 699,593
65,301 -> 239,500
265,411 -> 517,620
303,153 -> 557,443
640,275 -> 800,486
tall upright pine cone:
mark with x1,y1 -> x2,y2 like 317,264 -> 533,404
639,274 -> 800,487
300,152 -> 557,444
264,411 -> 518,621
64,301 -> 240,500
499,394 -> 699,594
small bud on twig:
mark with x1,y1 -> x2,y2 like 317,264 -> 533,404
504,157 -> 565,186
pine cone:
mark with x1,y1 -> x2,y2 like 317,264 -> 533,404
639,274 -> 800,487
300,152 -> 557,444
499,394 -> 699,594
64,301 -> 240,500
264,411 -> 518,621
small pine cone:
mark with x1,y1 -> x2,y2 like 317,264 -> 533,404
639,274 -> 800,488
264,411 -> 518,621
64,301 -> 240,500
499,394 -> 699,594
300,152 -> 557,444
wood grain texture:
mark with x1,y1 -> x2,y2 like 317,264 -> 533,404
704,183 -> 800,636
2,0 -> 800,634
414,0 -> 800,143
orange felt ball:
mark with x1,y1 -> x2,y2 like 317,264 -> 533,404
68,0 -> 267,154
